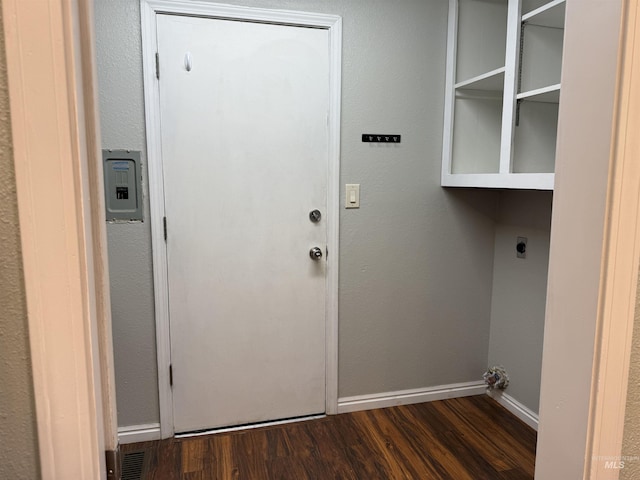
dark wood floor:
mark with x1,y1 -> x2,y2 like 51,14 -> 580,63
122,395 -> 536,479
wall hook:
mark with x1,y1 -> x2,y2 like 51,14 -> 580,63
184,52 -> 192,72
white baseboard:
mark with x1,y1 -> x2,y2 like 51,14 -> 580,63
487,390 -> 539,431
118,423 -> 161,444
337,381 -> 487,414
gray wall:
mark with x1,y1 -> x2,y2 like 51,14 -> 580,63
488,190 -> 552,414
0,7 -> 41,478
95,0 -> 160,426
95,0 -> 502,427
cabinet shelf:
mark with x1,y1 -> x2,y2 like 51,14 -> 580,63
455,0 -> 508,84
443,0 -> 564,191
513,102 -> 558,174
451,96 -> 503,174
455,67 -> 505,92
441,172 -> 554,190
519,27 -> 563,92
517,84 -> 561,103
523,0 -> 566,29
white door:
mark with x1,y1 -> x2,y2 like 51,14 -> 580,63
157,14 -> 329,433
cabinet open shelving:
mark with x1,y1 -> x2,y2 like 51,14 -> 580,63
517,84 -> 560,103
454,0 -> 508,85
455,67 -> 505,92
523,0 -> 566,28
451,94 -> 504,175
442,0 -> 565,190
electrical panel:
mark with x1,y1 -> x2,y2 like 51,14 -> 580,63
103,149 -> 143,221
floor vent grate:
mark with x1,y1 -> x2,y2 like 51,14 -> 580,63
121,451 -> 146,480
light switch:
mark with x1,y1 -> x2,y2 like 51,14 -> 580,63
345,184 -> 360,209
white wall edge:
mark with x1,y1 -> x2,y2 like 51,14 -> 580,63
118,423 -> 162,444
325,14 -> 342,416
337,381 -> 486,414
499,0 -> 522,175
487,390 -> 539,431
440,0 -> 457,184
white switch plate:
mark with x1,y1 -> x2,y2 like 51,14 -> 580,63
345,184 -> 360,209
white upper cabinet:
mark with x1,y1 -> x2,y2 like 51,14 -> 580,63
442,0 -> 566,190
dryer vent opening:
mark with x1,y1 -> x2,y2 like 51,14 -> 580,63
483,366 -> 510,390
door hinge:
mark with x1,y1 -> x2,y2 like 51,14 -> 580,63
105,448 -> 121,480
155,52 -> 160,80
169,364 -> 173,387
163,216 -> 167,241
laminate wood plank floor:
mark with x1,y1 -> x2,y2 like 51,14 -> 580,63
122,395 -> 536,480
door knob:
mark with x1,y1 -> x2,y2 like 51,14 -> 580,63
309,247 -> 323,260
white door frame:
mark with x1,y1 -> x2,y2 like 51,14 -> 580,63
140,0 -> 342,438
3,0 -> 118,477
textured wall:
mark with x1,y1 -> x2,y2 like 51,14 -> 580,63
95,0 -> 500,426
488,190 -> 552,414
622,270 -> 640,478
0,7 -> 41,479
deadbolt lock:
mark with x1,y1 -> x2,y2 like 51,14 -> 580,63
309,209 -> 322,223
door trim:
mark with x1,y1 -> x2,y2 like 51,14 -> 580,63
586,1 -> 640,476
140,0 -> 342,438
3,0 -> 116,475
